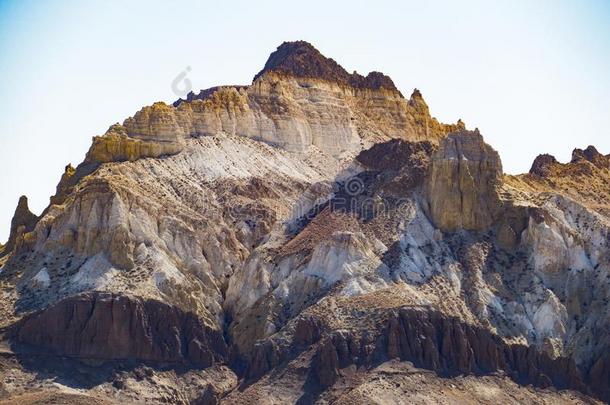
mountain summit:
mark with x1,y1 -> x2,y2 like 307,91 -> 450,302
254,40 -> 398,91
0,41 -> 609,404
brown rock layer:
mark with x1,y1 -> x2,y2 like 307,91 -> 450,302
377,309 -> 586,392
245,308 -> 610,401
355,138 -> 436,195
312,309 -> 587,392
356,139 -> 435,173
11,292 -> 228,366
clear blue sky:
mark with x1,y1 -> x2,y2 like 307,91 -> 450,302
1,0 -> 609,242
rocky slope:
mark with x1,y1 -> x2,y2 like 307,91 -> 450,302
0,41 -> 609,404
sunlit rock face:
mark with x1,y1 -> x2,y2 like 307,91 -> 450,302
1,196 -> 38,256
84,41 -> 461,165
1,41 -> 609,404
427,129 -> 502,232
172,74 -> 460,157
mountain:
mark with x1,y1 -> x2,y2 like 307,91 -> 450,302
0,41 -> 609,404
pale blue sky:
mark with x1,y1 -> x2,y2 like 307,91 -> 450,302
1,0 -> 609,241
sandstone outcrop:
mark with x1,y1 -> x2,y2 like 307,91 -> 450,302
529,146 -> 609,179
86,120 -> 184,164
172,85 -> 248,107
1,196 -> 38,256
427,129 -> 502,231
571,145 -> 609,167
94,41 -> 462,165
510,144 -> 610,217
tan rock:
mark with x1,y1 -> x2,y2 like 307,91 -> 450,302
427,129 -> 502,231
1,195 -> 38,256
85,122 -> 184,164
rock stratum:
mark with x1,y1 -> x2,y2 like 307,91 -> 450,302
0,41 -> 609,404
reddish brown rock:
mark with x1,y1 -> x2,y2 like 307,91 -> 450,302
12,292 -> 227,366
315,337 -> 341,386
529,153 -> 559,177
254,40 -> 399,92
589,353 -> 610,401
377,308 -> 587,394
247,340 -> 283,380
293,316 -> 324,346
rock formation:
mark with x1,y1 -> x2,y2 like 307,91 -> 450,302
90,41 -> 462,167
252,40 -> 399,92
1,196 -> 38,256
85,121 -> 184,164
571,145 -> 609,167
427,129 -> 502,231
529,153 -> 559,177
0,41 -> 609,404
13,292 -> 227,366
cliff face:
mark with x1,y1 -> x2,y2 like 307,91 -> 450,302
13,292 -> 227,365
1,196 -> 38,257
427,129 -> 502,231
0,41 -> 608,404
84,41 -> 460,165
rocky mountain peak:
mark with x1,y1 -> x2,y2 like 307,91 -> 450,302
254,40 -> 398,91
529,153 -> 559,177
407,88 -> 429,112
571,145 -> 609,167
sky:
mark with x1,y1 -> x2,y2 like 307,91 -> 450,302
1,0 -> 609,242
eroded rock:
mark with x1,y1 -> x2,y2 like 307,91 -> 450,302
12,292 -> 227,365
1,196 -> 39,256
529,153 -> 558,177
427,129 -> 502,232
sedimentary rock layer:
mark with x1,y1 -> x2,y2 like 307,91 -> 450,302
246,308 -> 607,399
12,292 -> 227,366
427,129 -> 502,231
